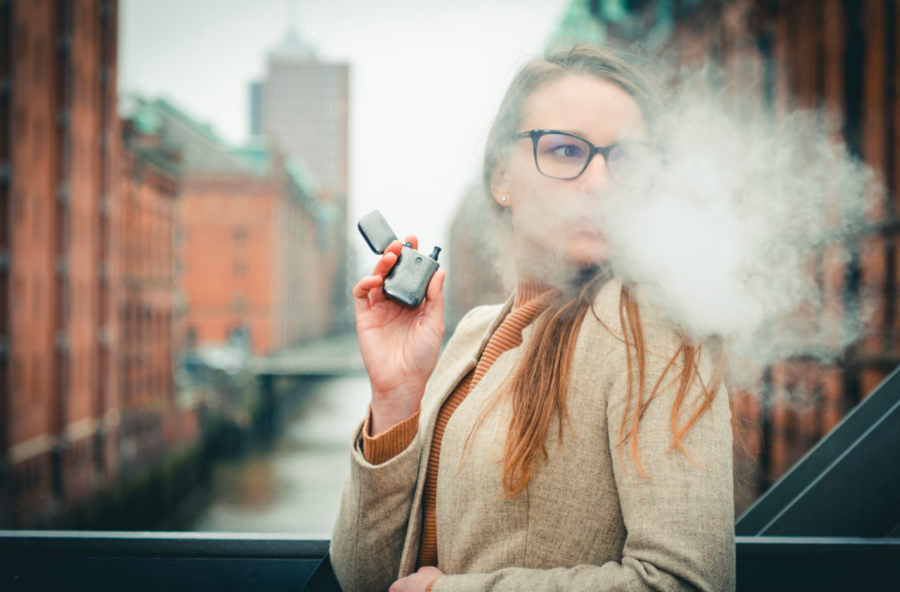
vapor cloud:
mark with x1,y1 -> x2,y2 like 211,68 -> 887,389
476,63 -> 874,387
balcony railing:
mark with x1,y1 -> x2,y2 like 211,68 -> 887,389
0,531 -> 898,591
3,348 -> 900,591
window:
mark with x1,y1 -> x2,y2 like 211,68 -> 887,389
32,193 -> 41,238
33,119 -> 43,160
13,356 -> 25,399
32,356 -> 43,403
14,107 -> 26,144
32,277 -> 41,319
13,273 -> 24,313
33,36 -> 46,87
14,188 -> 25,224
14,24 -> 29,63
232,291 -> 247,311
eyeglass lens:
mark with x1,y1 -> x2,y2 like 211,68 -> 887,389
534,133 -> 659,186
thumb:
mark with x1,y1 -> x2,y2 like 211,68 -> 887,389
423,270 -> 445,322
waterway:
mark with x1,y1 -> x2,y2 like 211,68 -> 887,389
185,374 -> 372,538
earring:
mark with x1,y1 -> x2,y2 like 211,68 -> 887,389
500,195 -> 507,202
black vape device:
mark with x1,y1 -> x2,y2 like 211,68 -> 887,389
357,210 -> 441,308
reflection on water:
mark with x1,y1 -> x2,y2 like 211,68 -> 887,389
187,375 -> 371,537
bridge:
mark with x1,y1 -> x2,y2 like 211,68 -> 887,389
247,330 -> 454,381
248,332 -> 367,378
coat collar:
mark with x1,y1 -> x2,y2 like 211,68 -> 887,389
398,289 -> 516,577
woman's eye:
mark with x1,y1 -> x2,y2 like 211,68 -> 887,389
550,144 -> 584,158
611,146 -> 647,167
610,149 -> 631,166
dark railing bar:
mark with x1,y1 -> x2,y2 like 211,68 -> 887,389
735,535 -> 900,560
0,530 -> 330,558
1,531 -> 899,560
736,362 -> 900,535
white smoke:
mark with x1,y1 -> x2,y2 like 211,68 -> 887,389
598,79 -> 873,379
476,64 -> 875,387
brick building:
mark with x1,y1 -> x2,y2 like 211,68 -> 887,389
445,182 -> 508,329
128,97 -> 341,356
0,0 -> 200,529
554,0 -> 900,513
0,0 -> 120,527
117,117 -> 194,479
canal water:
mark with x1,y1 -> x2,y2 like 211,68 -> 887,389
185,375 -> 372,538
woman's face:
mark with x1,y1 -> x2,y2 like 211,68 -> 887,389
493,74 -> 649,269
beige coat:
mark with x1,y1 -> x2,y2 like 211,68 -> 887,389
330,277 -> 736,591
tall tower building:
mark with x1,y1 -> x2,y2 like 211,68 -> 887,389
250,27 -> 351,332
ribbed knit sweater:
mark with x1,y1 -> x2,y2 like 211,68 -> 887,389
359,279 -> 553,591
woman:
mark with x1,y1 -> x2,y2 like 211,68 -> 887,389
330,43 -> 734,592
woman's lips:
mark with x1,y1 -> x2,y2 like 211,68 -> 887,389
572,225 -> 604,237
568,217 -> 605,235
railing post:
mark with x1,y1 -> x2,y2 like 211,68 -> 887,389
259,373 -> 276,437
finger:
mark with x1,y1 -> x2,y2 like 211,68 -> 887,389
372,250 -> 398,278
403,234 -> 418,251
369,279 -> 386,307
423,270 -> 445,322
352,275 -> 382,315
427,270 -> 445,304
384,239 -> 403,257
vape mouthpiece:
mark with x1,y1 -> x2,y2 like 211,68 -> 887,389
429,246 -> 441,261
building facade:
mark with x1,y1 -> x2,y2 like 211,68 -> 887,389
130,97 -> 340,356
251,28 -> 351,333
117,117 -> 193,480
0,0 -> 202,529
0,0 -> 120,527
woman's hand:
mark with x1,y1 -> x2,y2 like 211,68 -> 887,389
353,234 -> 447,435
389,567 -> 444,592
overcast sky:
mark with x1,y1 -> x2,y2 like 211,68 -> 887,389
119,0 -> 571,274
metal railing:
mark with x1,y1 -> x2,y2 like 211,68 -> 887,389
0,531 -> 898,591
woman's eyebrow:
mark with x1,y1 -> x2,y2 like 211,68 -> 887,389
556,129 -> 646,144
554,128 -> 589,137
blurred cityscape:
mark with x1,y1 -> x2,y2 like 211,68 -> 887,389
0,0 -> 897,532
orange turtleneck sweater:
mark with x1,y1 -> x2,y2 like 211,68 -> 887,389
359,278 -> 553,591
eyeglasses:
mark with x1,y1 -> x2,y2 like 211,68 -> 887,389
513,129 -> 663,187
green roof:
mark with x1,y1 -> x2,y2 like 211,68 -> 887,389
285,157 -> 321,199
546,0 -> 674,51
133,106 -> 162,136
229,138 -> 272,176
128,93 -> 331,223
147,97 -> 233,148
546,0 -> 606,51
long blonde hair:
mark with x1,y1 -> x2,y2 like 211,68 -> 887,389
461,43 -> 730,499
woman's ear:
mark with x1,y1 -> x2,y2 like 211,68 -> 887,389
490,164 -> 511,207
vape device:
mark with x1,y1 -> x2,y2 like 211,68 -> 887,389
357,210 -> 441,308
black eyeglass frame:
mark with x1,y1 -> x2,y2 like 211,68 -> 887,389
512,129 -> 663,183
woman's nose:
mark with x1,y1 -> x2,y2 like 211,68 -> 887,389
578,153 -> 613,194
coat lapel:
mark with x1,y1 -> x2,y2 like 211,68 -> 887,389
397,290 -> 518,577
